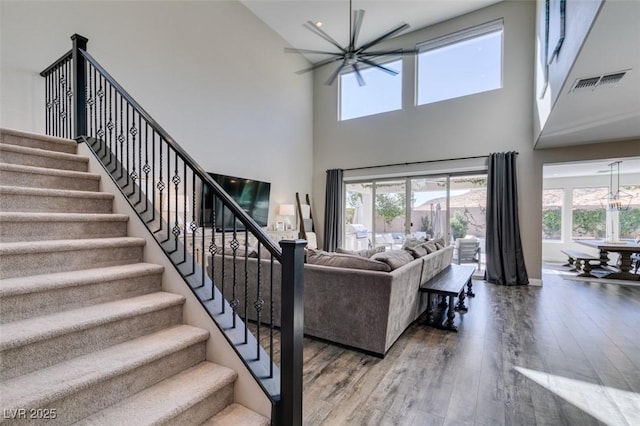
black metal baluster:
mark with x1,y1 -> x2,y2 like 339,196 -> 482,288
170,150 -> 180,250
143,123 -> 151,214
128,108 -> 138,197
161,143 -> 172,243
136,114 -> 143,205
181,160 -> 188,265
125,103 -> 131,187
66,58 -> 72,138
244,230 -> 249,344
53,66 -> 58,137
86,65 -> 93,138
117,94 -> 124,178
256,243 -> 264,360
45,73 -> 50,134
208,192 -> 217,301
105,83 -> 112,164
230,221 -> 239,328
269,256 -> 274,378
221,207 -> 226,313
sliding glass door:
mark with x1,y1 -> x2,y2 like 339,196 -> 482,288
344,173 -> 487,251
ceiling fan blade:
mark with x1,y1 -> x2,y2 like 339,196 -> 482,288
295,56 -> 345,75
358,57 -> 399,76
357,22 -> 411,53
359,48 -> 416,57
284,47 -> 343,56
326,62 -> 347,86
352,63 -> 366,87
350,9 -> 365,50
304,21 -> 347,53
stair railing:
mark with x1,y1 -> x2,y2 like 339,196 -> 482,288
40,34 -> 303,426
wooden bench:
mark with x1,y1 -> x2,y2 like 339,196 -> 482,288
419,264 -> 475,332
561,249 -> 599,277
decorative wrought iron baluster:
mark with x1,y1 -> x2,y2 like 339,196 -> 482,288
181,161 -> 188,265
244,230 -> 249,344
170,151 -> 181,250
53,66 -> 59,137
125,103 -> 131,187
269,256 -> 274,378
128,109 -> 138,196
208,192 -> 218,301
255,243 -> 264,360
221,209 -> 226,313
142,123 -> 151,214
155,139 -> 165,234
86,65 -> 93,138
135,114 -> 143,205
230,223 -> 240,328
66,59 -> 73,137
45,74 -> 51,135
117,95 -> 125,178
105,83 -> 113,164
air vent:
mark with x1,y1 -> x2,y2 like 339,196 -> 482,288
570,70 -> 629,92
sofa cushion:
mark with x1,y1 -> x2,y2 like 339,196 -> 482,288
401,237 -> 427,250
406,244 -> 428,258
306,250 -> 392,272
336,246 -> 385,258
432,238 -> 446,250
371,249 -> 415,270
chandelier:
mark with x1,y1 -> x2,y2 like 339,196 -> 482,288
601,161 -> 632,211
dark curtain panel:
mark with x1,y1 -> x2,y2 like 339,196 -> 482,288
323,169 -> 344,252
484,152 -> 529,285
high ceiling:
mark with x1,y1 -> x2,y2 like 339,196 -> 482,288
241,0 -> 640,149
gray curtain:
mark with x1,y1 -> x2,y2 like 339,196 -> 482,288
484,152 -> 529,285
323,169 -> 344,252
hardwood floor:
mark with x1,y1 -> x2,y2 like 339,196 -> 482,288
266,271 -> 640,425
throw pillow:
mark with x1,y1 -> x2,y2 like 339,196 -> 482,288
336,246 -> 385,258
406,243 -> 429,258
401,237 -> 427,250
306,250 -> 392,272
371,249 -> 415,270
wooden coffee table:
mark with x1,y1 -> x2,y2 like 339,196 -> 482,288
419,264 -> 475,332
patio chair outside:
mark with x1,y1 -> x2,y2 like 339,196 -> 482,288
455,238 -> 481,269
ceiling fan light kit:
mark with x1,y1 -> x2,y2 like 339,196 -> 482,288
285,0 -> 414,86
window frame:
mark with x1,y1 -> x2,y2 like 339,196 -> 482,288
415,18 -> 504,106
338,57 -> 403,121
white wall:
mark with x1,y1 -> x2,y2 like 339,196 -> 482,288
0,0 -> 314,225
311,0 -> 640,282
313,1 -> 543,278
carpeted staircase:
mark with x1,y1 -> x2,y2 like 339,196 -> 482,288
0,128 -> 269,425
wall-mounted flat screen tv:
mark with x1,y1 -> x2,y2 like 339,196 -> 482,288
201,173 -> 270,230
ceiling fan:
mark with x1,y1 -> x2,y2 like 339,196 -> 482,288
285,0 -> 414,86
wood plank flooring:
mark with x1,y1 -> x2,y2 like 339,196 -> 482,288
265,271 -> 640,425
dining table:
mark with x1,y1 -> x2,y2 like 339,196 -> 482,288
575,239 -> 640,281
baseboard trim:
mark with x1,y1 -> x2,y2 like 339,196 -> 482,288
529,278 -> 543,287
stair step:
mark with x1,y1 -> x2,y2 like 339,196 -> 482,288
0,185 -> 113,214
0,292 -> 186,380
0,325 -> 209,425
0,128 -> 77,154
0,212 -> 128,242
0,263 -> 164,323
0,142 -> 88,171
0,162 -> 100,191
0,237 -> 144,279
202,403 -> 271,426
75,362 -> 238,426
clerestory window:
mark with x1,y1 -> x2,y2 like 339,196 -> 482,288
416,19 -> 504,105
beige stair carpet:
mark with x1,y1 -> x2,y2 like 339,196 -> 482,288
0,128 -> 269,425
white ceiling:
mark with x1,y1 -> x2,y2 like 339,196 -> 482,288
241,0 -> 640,149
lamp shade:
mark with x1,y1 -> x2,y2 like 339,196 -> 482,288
279,204 -> 295,216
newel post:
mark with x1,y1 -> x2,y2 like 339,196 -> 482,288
71,34 -> 88,138
276,239 -> 306,426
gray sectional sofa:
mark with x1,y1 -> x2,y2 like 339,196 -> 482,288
208,240 -> 453,356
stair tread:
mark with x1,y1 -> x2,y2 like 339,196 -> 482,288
0,142 -> 88,161
0,236 -> 145,255
0,128 -> 77,151
202,403 -> 270,426
0,262 -> 163,297
0,324 -> 209,409
0,212 -> 128,223
74,362 -> 237,426
0,292 -> 185,350
0,162 -> 100,179
0,185 -> 113,199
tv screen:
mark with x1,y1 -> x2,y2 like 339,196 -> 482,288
201,173 -> 270,229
